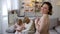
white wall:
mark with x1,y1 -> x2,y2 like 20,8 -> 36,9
57,6 -> 60,20
50,0 -> 60,20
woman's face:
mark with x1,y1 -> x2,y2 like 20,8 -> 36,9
41,4 -> 49,14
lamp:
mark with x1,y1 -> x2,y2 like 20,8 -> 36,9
36,0 -> 42,2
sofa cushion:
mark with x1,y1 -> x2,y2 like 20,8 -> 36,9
49,18 -> 58,29
55,26 -> 60,33
6,25 -> 16,33
49,30 -> 58,34
7,33 -> 14,34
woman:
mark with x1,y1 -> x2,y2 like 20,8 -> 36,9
22,17 -> 35,34
35,2 -> 53,34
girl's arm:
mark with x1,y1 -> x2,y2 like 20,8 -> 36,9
21,24 -> 25,30
14,24 -> 17,30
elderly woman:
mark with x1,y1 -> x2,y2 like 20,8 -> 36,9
22,17 -> 35,34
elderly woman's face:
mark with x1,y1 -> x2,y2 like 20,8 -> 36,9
41,4 -> 49,14
23,17 -> 30,24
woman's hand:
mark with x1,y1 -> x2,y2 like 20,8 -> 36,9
35,17 -> 40,29
35,17 -> 40,24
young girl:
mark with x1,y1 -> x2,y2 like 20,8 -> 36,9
15,19 -> 25,34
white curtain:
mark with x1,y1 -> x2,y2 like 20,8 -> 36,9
1,0 -> 8,34
1,0 -> 18,34
0,0 -> 2,34
7,0 -> 19,10
11,0 -> 19,10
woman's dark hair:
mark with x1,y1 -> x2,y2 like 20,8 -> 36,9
41,2 -> 53,15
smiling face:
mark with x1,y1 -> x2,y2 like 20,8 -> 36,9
41,4 -> 49,14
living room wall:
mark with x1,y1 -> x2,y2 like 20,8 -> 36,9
49,0 -> 60,20
21,0 -> 60,20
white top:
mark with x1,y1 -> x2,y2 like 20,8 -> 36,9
22,20 -> 33,32
15,23 -> 25,31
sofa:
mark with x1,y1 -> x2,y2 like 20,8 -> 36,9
6,17 -> 60,34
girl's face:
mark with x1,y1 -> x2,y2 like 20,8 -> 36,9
17,19 -> 22,25
41,4 -> 49,14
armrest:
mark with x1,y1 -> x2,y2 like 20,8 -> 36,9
6,25 -> 16,33
55,26 -> 60,33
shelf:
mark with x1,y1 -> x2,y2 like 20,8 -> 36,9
56,1 -> 60,5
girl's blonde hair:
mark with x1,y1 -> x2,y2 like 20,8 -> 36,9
23,17 -> 30,24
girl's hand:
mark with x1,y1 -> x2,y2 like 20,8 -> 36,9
14,25 -> 17,30
35,17 -> 40,23
17,30 -> 21,32
21,24 -> 25,30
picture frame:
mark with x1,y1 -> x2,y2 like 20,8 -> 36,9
19,0 -> 42,17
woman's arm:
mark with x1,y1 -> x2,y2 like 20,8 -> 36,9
38,18 -> 47,32
35,17 -> 40,30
